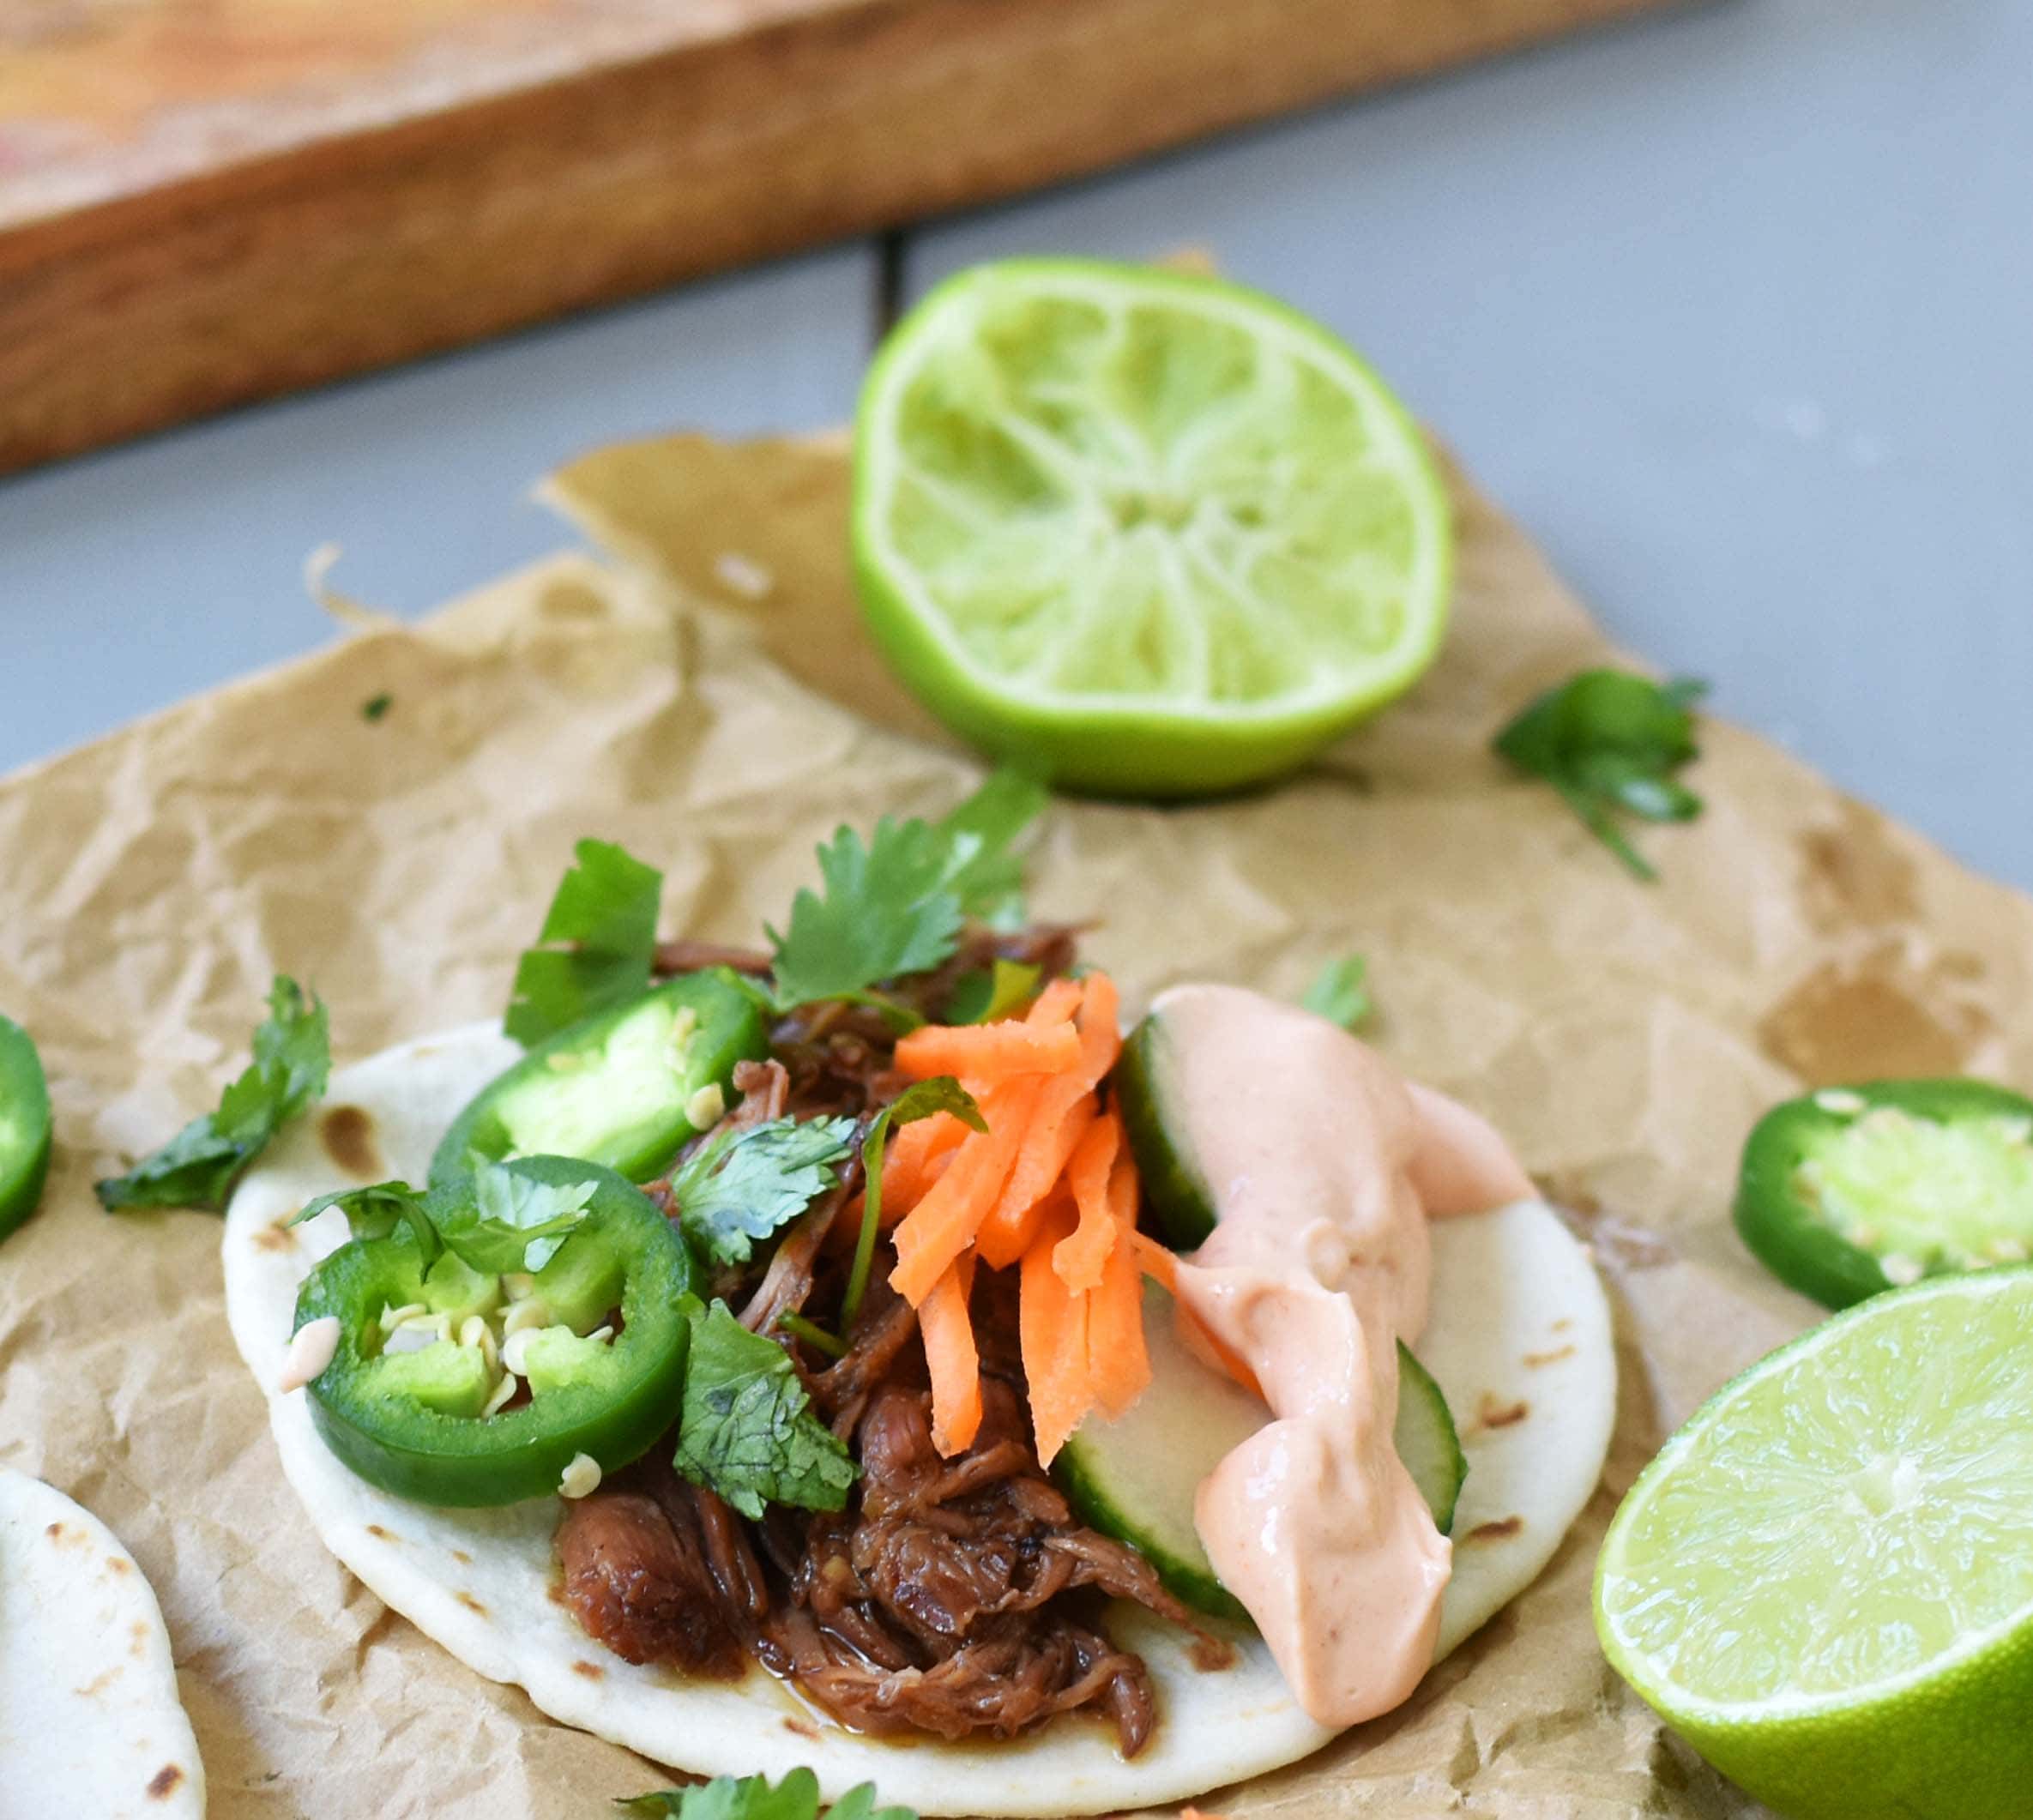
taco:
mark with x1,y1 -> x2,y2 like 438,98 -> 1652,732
220,799 -> 1613,1816
0,1467 -> 207,1816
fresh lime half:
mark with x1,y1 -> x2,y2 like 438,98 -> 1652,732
852,259 -> 1451,795
1595,1268 -> 2033,1820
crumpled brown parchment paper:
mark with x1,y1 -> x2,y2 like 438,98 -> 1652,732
3,430 -> 2028,1820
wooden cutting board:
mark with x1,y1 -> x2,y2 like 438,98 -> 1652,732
0,0 -> 1677,476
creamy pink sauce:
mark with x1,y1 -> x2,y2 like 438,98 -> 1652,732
1160,984 -> 1534,1728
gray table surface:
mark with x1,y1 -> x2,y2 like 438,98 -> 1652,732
5,0 -> 2028,889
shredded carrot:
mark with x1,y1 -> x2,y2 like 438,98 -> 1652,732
975,1096 -> 1095,1269
921,1254 -> 981,1454
1020,1209 -> 1091,1466
878,1110 -> 970,1214
894,1017 -> 1082,1082
1087,1150 -> 1150,1417
1053,1110 -> 1122,1293
978,973 -> 1125,1244
890,1075 -> 1042,1305
1129,1229 -> 1179,1291
1025,975 -> 1085,1025
986,1080 -> 1090,1226
879,969 -> 1171,1458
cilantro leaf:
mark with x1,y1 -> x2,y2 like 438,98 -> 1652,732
506,840 -> 663,1046
766,817 -> 964,1013
944,958 -> 1042,1025
95,977 -> 330,1212
289,1164 -> 595,1274
841,1077 -> 986,1329
293,1179 -> 444,1268
615,1770 -> 914,1820
671,1115 -> 858,1266
935,769 -> 1047,927
1302,954 -> 1372,1030
1493,670 -> 1707,882
445,1163 -> 596,1273
765,772 -> 1047,1011
673,1299 -> 857,1519
360,692 -> 393,722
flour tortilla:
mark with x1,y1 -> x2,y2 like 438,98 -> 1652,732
0,1469 -> 206,1818
222,1023 -> 1614,1817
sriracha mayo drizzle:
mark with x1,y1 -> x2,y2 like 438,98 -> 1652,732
1158,985 -> 1534,1728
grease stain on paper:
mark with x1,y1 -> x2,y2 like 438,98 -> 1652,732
1759,943 -> 1994,1085
1799,802 -> 1920,932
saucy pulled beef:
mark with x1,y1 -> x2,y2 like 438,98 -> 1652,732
558,925 -> 1211,1755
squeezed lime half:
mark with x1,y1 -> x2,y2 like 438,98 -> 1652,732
1595,1267 -> 2033,1819
851,259 -> 1452,795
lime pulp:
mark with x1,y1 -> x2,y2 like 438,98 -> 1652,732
851,259 -> 1452,796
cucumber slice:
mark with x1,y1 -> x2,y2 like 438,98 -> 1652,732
1396,1345 -> 1467,1533
1115,1010 -> 1218,1249
1057,1280 -> 1466,1621
1058,1281 -> 1259,1618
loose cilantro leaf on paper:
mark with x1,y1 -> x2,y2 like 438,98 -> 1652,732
1302,954 -> 1372,1030
293,1180 -> 444,1267
505,840 -> 663,1046
360,692 -> 393,722
765,772 -> 1046,1012
672,1299 -> 857,1520
615,1769 -> 914,1820
1493,670 -> 1707,882
96,977 -> 330,1212
670,1114 -> 858,1267
289,1164 -> 595,1274
944,957 -> 1042,1026
841,1077 -> 986,1329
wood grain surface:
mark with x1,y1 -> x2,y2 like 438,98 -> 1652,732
0,0 -> 1679,475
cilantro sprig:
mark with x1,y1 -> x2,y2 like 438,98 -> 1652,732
505,772 -> 1045,1043
96,977 -> 330,1213
1301,953 -> 1372,1030
670,1115 -> 858,1267
506,839 -> 663,1046
616,1769 -> 914,1820
765,772 -> 1045,1015
672,1299 -> 857,1519
293,1161 -> 595,1275
1494,669 -> 1707,881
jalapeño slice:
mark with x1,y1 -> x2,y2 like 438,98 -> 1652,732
0,1015 -> 53,1243
1735,1078 -> 2033,1310
432,971 -> 766,1184
293,1157 -> 696,1505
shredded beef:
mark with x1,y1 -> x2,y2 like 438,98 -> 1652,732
556,1471 -> 761,1678
723,1058 -> 790,1131
558,1268 -> 1212,1755
750,1364 -> 1193,1753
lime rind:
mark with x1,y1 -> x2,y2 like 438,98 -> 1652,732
1596,1264 -> 2033,1727
852,259 -> 1451,795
